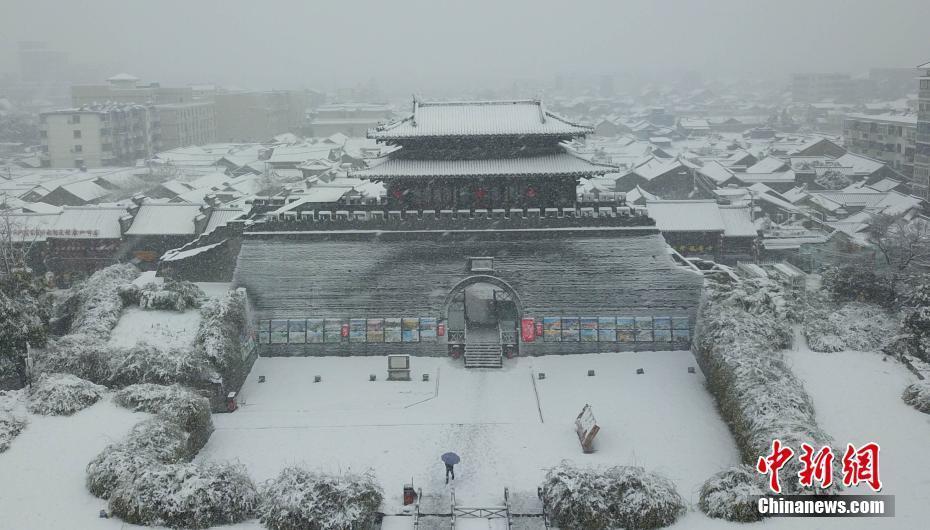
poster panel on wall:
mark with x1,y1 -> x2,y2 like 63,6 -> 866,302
543,317 -> 561,342
367,318 -> 384,342
402,318 -> 420,342
580,317 -> 598,342
384,318 -> 402,343
288,319 -> 306,344
270,319 -> 288,344
420,317 -> 437,342
349,319 -> 367,342
562,317 -> 580,342
306,319 -> 324,343
597,316 -> 617,342
324,318 -> 344,343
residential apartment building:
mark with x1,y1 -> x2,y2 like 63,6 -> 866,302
214,91 -> 309,142
155,101 -> 216,149
70,74 -> 216,151
39,104 -> 156,168
791,72 -> 855,103
71,73 -> 192,106
916,61 -> 930,199
843,113 -> 916,176
307,103 -> 394,137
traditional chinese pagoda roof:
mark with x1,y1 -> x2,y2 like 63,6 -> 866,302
368,99 -> 592,140
350,152 -> 616,180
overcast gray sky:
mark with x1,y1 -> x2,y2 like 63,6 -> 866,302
2,0 -> 929,93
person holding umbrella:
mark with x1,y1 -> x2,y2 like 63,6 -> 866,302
442,452 -> 460,484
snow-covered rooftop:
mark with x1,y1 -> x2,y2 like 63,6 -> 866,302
369,99 -> 592,140
351,153 -> 615,179
646,200 -> 725,232
125,203 -> 203,235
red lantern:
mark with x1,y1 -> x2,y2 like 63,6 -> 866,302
392,189 -> 405,200
526,186 -> 537,198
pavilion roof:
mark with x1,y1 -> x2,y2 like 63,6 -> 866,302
369,99 -> 592,140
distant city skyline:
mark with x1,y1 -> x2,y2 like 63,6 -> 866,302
2,0 -> 929,95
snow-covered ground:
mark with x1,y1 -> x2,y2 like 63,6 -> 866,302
107,307 -> 201,351
774,344 -> 930,530
199,351 -> 739,519
3,345 -> 926,529
0,399 -> 141,530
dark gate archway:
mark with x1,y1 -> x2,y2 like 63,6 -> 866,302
441,274 -> 524,321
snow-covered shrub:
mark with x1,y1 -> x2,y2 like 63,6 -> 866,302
121,280 -> 204,311
699,465 -> 767,522
258,467 -> 384,530
902,380 -> 930,414
540,462 -> 684,530
36,333 -> 111,384
27,373 -> 106,416
113,383 -> 213,453
196,290 -> 247,377
108,461 -> 258,529
69,264 -> 139,339
694,280 -> 840,494
803,302 -> 898,353
0,410 -> 26,453
813,169 -> 851,190
0,391 -> 26,453
822,265 -> 893,307
605,466 -> 686,530
107,343 -> 208,388
86,417 -> 190,498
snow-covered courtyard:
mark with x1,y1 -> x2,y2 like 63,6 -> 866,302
200,351 -> 739,516
2,346 -> 930,528
107,307 -> 202,351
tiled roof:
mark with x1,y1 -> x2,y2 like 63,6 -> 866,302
126,203 -> 203,235
351,153 -> 615,179
369,99 -> 592,140
54,206 -> 127,239
646,200 -> 725,232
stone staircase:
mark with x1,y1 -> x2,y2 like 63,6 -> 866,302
464,342 -> 503,368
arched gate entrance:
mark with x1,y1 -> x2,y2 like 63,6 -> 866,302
442,275 -> 522,365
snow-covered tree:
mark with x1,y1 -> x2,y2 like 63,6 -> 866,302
699,465 -> 767,522
540,462 -> 685,530
867,213 -> 930,301
26,373 -> 106,416
0,390 -> 26,453
108,461 -> 258,529
258,467 -> 383,530
0,288 -> 48,387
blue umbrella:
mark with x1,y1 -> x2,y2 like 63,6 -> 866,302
441,452 -> 461,465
